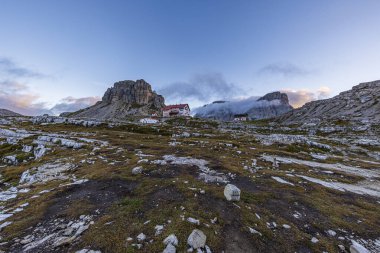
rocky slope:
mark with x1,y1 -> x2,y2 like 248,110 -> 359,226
0,109 -> 22,117
280,80 -> 380,124
194,92 -> 293,121
66,79 -> 165,120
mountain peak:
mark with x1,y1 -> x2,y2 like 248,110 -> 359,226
68,79 -> 165,119
258,91 -> 289,104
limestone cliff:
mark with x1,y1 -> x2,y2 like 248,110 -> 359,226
67,79 -> 165,120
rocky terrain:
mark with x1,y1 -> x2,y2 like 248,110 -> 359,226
65,80 -> 165,119
194,92 -> 293,121
280,80 -> 380,124
0,114 -> 379,253
0,109 -> 22,117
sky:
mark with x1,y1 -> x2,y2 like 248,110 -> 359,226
1,0 -> 380,115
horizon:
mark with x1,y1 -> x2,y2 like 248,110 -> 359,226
1,0 -> 380,115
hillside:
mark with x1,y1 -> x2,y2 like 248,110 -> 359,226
280,80 -> 380,124
0,109 -> 22,117
0,115 -> 379,252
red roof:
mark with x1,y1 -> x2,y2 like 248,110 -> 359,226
163,104 -> 189,110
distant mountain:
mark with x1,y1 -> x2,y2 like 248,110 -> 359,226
0,108 -> 22,117
194,92 -> 293,121
279,80 -> 380,124
66,79 -> 165,120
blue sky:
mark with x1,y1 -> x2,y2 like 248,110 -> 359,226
1,0 -> 380,115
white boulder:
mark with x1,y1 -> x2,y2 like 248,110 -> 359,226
349,240 -> 370,253
132,166 -> 143,175
187,229 -> 206,249
137,233 -> 146,242
163,234 -> 178,246
163,243 -> 176,253
224,184 -> 240,201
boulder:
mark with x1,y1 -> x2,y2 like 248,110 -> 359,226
137,233 -> 146,242
224,184 -> 241,201
163,234 -> 178,246
187,229 -> 206,249
349,240 -> 370,253
132,166 -> 143,175
162,243 -> 176,253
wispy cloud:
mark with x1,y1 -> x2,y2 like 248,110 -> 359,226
0,57 -> 45,78
0,80 -> 50,115
282,86 -> 332,108
259,62 -> 310,77
159,73 -> 242,106
50,96 -> 100,115
0,80 -> 100,116
0,57 -> 57,115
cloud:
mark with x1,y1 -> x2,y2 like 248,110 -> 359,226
0,57 -> 59,115
317,86 -> 331,99
50,96 -> 100,115
193,96 -> 279,116
0,80 -> 50,115
159,73 -> 242,105
0,57 -> 45,78
0,81 -> 100,116
282,87 -> 332,108
259,62 -> 310,77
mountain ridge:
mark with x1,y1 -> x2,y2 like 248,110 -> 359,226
0,108 -> 23,117
279,80 -> 380,124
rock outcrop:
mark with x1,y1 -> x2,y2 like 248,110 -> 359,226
67,80 -> 165,120
0,109 -> 22,117
246,92 -> 293,120
279,80 -> 380,124
194,92 -> 293,121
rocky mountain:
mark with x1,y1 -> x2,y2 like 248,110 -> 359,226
194,92 -> 293,121
247,92 -> 293,120
280,80 -> 380,124
66,79 -> 165,120
0,109 -> 22,117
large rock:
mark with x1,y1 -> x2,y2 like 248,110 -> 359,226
349,240 -> 370,253
67,79 -> 165,120
224,184 -> 241,201
194,92 -> 293,121
247,92 -> 293,120
279,80 -> 380,124
163,234 -> 178,253
187,229 -> 206,249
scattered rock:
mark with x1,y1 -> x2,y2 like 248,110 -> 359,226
224,184 -> 241,201
137,233 -> 146,242
187,217 -> 200,225
163,234 -> 178,246
349,240 -> 370,253
311,237 -> 319,243
187,229 -> 206,249
163,243 -> 176,253
326,229 -> 336,237
132,166 -> 143,175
